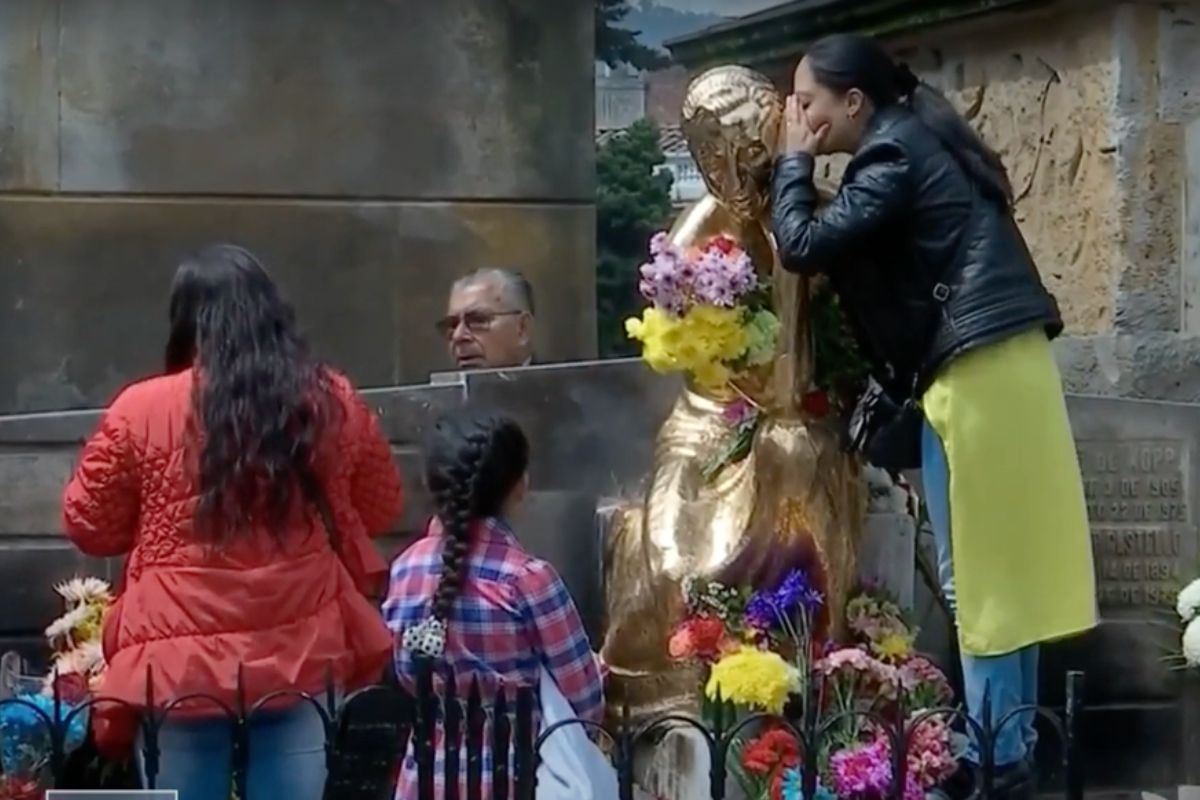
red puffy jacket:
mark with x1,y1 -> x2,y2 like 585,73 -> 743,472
62,368 -> 402,756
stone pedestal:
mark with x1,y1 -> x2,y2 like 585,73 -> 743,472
634,726 -> 745,800
859,512 -> 918,611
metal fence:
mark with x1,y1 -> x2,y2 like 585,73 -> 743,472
3,665 -> 1087,800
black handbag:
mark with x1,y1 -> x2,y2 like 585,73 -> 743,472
846,180 -> 980,472
848,378 -> 925,471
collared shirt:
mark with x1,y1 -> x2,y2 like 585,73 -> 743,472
383,516 -> 603,798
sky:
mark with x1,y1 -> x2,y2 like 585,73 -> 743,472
653,0 -> 783,16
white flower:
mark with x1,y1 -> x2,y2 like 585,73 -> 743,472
54,577 -> 113,608
1184,618 -> 1200,667
51,641 -> 105,677
44,605 -> 91,648
1177,578 -> 1200,623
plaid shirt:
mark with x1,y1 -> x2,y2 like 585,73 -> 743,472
383,517 -> 604,799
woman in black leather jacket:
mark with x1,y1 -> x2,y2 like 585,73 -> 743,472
771,34 -> 1096,796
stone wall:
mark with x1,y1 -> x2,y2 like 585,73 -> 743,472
0,360 -> 680,663
891,2 -> 1200,399
0,0 -> 596,414
776,1 -> 1200,400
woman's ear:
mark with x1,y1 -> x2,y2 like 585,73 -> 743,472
845,87 -> 865,120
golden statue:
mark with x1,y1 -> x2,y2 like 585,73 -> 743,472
601,66 -> 866,718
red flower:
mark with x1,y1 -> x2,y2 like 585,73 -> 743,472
51,672 -> 89,704
741,726 -> 800,776
802,390 -> 831,418
668,616 -> 729,662
689,617 -> 728,661
710,235 -> 737,255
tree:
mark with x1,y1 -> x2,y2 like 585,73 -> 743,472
595,0 -> 670,71
596,119 -> 674,357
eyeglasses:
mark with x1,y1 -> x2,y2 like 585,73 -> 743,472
435,310 -> 524,338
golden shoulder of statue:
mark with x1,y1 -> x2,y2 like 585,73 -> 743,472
601,66 -> 864,720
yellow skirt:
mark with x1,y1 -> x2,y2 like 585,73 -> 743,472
922,329 -> 1098,656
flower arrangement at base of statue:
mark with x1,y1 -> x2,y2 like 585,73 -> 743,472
669,573 -> 957,800
0,577 -> 111,798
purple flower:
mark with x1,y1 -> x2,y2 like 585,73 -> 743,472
746,569 -> 824,631
638,248 -> 687,312
775,569 -> 825,614
722,398 -> 756,426
831,737 -> 924,800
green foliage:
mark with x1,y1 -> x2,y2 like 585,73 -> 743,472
596,119 -> 674,357
811,281 -> 871,412
595,0 -> 670,71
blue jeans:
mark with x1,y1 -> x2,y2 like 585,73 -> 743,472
922,420 -> 1038,767
137,702 -> 327,800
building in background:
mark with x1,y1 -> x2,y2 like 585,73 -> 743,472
595,2 -> 721,208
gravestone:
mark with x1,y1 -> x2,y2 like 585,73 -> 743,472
1037,396 -> 1200,797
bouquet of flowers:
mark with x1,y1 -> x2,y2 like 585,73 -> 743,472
43,577 -> 111,700
668,573 -> 957,800
0,577 -> 111,798
625,233 -> 779,392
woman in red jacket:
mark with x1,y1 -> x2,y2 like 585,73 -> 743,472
62,244 -> 403,800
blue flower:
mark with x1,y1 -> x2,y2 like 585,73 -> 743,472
746,570 -> 824,631
779,766 -> 836,800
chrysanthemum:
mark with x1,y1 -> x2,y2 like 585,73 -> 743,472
1183,618 -> 1200,667
1178,578 -> 1200,623
54,577 -> 113,608
705,646 -> 799,713
44,606 -> 91,649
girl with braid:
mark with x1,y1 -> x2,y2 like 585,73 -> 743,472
383,409 -> 603,798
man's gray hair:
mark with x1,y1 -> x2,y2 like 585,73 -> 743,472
453,268 -> 535,315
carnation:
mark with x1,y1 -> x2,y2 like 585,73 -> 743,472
898,655 -> 953,709
905,715 -> 957,787
815,647 -> 872,676
830,738 -> 923,800
740,727 -> 799,776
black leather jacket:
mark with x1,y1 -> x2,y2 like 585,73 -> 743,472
771,104 -> 1062,397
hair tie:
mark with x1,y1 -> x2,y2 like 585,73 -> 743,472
402,616 -> 447,658
895,63 -> 920,98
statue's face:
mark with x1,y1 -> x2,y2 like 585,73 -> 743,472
683,101 -> 781,221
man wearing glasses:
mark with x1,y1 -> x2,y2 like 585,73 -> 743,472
437,268 -> 535,370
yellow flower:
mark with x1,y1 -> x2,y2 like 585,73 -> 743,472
626,304 -> 749,389
705,645 -> 800,714
873,632 -> 915,662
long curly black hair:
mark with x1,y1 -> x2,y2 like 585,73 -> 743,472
165,243 -> 337,543
423,409 -> 529,621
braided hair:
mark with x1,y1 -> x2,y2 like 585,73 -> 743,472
424,409 -> 530,623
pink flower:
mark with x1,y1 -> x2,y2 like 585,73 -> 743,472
830,738 -> 923,800
815,646 -> 872,676
898,655 -> 953,708
668,625 -> 695,659
722,398 -> 755,426
905,715 -> 957,788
